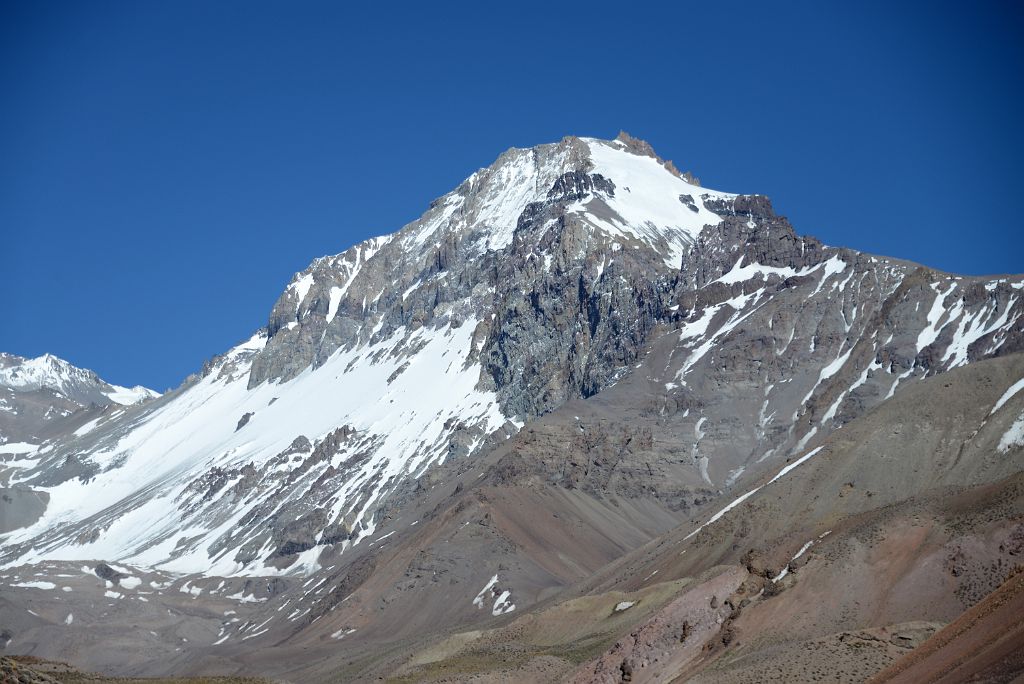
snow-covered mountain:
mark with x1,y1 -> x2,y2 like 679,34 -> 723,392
0,353 -> 157,406
2,133 -> 1021,576
0,352 -> 159,449
1,134 -> 1022,680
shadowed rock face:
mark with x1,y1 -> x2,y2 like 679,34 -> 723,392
245,136 -> 595,390
93,562 -> 126,584
0,134 -> 1022,683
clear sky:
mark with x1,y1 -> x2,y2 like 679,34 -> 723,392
2,1 -> 1022,391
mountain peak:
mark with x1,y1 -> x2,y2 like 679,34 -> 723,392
248,134 -> 741,388
0,352 -> 159,405
612,130 -> 700,185
613,130 -> 660,157
425,133 -> 723,256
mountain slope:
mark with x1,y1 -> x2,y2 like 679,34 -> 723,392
868,566 -> 1024,684
0,352 -> 158,457
0,132 -> 1021,681
4,134 -> 1020,576
373,352 -> 1024,683
1,133 -> 742,575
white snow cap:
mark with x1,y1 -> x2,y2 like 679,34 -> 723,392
0,352 -> 159,405
573,137 -> 733,267
404,133 -> 733,264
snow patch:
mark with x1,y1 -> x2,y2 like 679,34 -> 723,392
577,139 -> 734,268
472,574 -> 499,609
290,273 -> 315,312
0,442 -> 38,455
491,590 -> 515,616
714,260 -> 797,285
11,581 -> 55,590
331,627 -> 357,640
998,411 -> 1024,453
684,447 -> 825,542
119,576 -> 142,589
916,285 -> 951,352
472,573 -> 515,616
105,385 -> 160,405
992,377 -> 1024,415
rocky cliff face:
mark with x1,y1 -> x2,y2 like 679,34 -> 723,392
245,135 -> 730,417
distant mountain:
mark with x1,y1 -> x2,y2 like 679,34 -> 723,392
0,133 -> 1021,682
0,352 -> 158,447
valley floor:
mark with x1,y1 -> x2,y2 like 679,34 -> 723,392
2,655 -> 269,684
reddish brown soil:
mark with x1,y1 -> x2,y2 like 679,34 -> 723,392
868,565 -> 1024,684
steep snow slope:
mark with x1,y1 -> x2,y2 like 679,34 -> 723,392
3,323 -> 505,576
573,137 -> 729,267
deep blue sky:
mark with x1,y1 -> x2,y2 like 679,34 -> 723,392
2,1 -> 1022,391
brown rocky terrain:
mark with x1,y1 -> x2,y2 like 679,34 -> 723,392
0,655 -> 268,684
325,352 -> 1024,683
868,566 -> 1024,684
